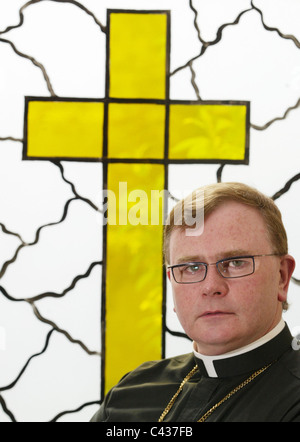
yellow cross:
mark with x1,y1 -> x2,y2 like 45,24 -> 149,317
24,10 -> 249,396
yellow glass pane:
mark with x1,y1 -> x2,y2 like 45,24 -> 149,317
109,12 -> 167,99
169,104 -> 247,160
108,103 -> 165,159
105,163 -> 165,393
27,101 -> 104,159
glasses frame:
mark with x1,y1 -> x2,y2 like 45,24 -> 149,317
167,254 -> 280,284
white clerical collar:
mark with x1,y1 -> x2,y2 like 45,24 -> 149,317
193,319 -> 285,378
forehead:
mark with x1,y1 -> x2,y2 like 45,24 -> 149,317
169,200 -> 272,263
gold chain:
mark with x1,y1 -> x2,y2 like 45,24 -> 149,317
158,362 -> 273,422
158,365 -> 198,422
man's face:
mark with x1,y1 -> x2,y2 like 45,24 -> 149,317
168,200 -> 294,356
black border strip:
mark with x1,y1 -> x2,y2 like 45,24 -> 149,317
23,157 -> 249,165
161,10 -> 171,362
101,160 -> 108,401
101,9 -> 110,400
24,96 -> 250,106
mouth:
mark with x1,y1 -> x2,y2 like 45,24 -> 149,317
200,311 -> 233,319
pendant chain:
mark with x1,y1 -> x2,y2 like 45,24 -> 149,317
158,362 -> 273,422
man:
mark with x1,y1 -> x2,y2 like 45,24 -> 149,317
91,182 -> 300,422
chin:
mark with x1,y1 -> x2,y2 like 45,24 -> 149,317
193,327 -> 241,355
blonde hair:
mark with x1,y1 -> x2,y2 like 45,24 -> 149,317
164,182 -> 288,264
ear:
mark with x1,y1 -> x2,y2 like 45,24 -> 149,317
278,255 -> 296,303
166,269 -> 176,312
167,268 -> 171,281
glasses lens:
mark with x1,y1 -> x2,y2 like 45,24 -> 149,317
217,257 -> 254,278
173,263 -> 206,284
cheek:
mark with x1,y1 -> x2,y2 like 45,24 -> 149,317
232,274 -> 278,320
234,279 -> 256,304
172,284 -> 199,321
172,285 -> 183,313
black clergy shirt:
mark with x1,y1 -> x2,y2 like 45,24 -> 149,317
91,324 -> 300,422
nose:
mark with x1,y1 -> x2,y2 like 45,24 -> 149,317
201,264 -> 229,297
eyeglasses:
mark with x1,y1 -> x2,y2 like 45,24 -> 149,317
168,254 -> 280,284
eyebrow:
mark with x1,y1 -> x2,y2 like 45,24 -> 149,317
175,250 -> 251,265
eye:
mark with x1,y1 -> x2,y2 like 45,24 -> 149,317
218,257 -> 254,278
221,258 -> 253,273
228,259 -> 247,268
219,258 -> 250,274
182,264 -> 201,274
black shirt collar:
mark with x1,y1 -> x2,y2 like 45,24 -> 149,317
193,322 -> 292,378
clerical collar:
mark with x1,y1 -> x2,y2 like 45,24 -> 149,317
193,320 -> 292,378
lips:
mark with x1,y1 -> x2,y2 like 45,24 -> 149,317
200,311 -> 233,318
